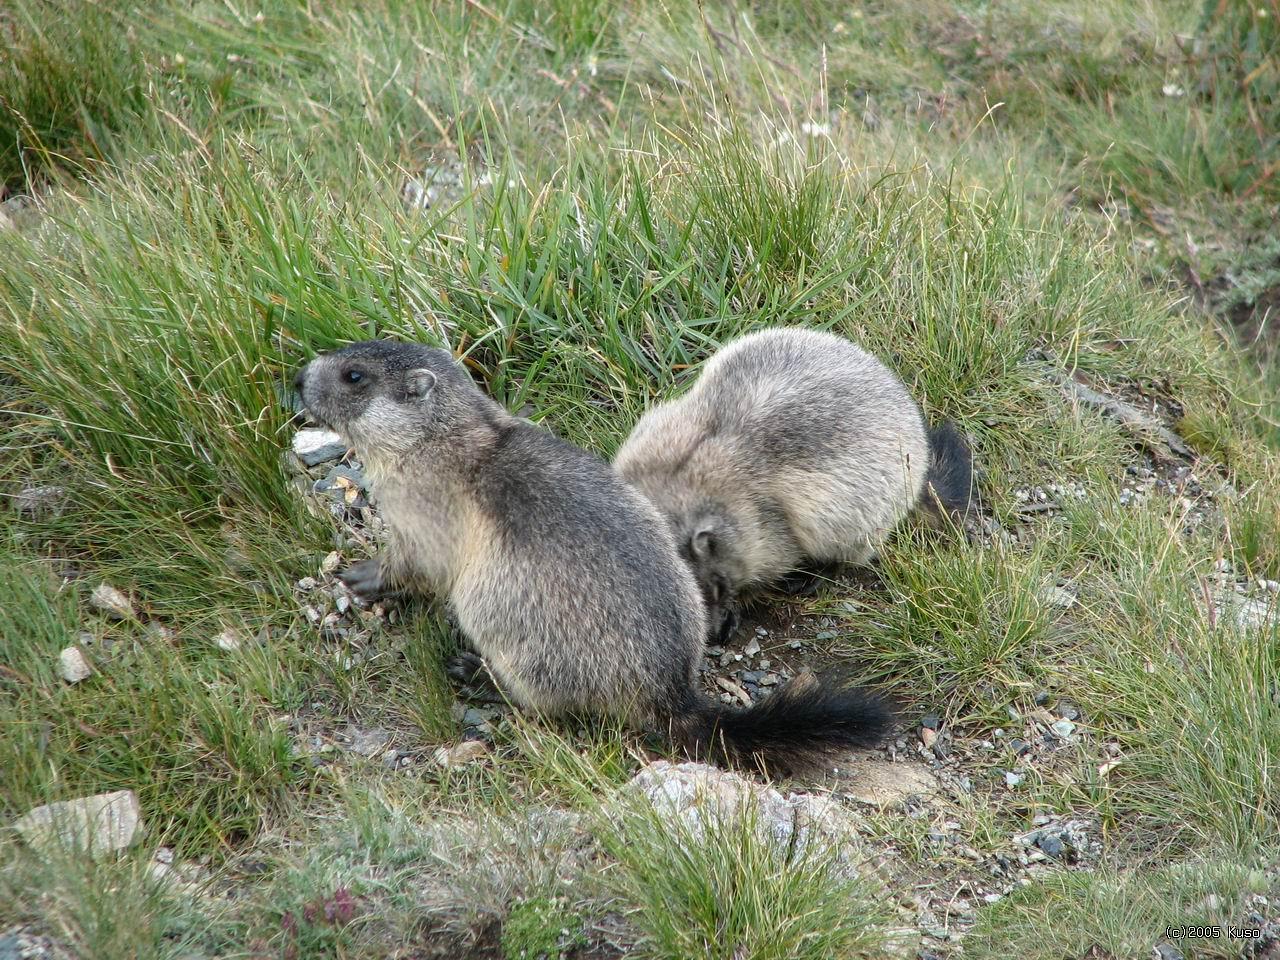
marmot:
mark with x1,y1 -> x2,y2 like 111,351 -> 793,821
294,339 -> 890,773
613,327 -> 975,639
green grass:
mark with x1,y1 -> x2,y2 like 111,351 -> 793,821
2,0 -> 1279,955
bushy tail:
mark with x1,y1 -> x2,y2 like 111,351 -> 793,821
922,419 -> 976,518
673,673 -> 892,775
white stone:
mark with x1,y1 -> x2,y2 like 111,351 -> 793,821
213,628 -> 242,651
291,429 -> 346,466
59,647 -> 92,683
13,790 -> 142,858
90,583 -> 134,620
623,761 -> 863,857
1042,585 -> 1077,608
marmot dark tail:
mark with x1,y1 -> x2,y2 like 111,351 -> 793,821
676,673 -> 892,775
923,419 -> 975,517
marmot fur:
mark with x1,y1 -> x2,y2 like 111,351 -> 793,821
613,327 -> 974,638
294,339 -> 890,773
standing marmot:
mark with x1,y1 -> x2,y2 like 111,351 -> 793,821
613,327 -> 974,638
294,339 -> 890,773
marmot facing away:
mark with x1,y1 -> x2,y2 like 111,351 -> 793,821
294,340 -> 890,773
613,327 -> 975,639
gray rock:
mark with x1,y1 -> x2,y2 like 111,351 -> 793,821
13,791 -> 142,858
343,725 -> 391,757
623,761 -> 862,858
1153,942 -> 1184,960
1050,719 -> 1076,739
742,638 -> 761,658
0,926 -> 67,960
292,429 -> 347,466
1037,834 -> 1064,858
89,583 -> 134,620
12,485 -> 69,520
1010,738 -> 1030,756
58,647 -> 91,683
1004,771 -> 1024,789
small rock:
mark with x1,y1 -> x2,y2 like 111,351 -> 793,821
292,429 -> 347,466
623,761 -> 861,857
12,484 -> 69,519
716,676 -> 752,706
320,551 -> 342,575
89,583 -> 134,620
1153,942 -> 1184,960
1010,738 -> 1031,757
432,740 -> 490,768
213,628 -> 242,652
13,790 -> 142,858
1054,701 -> 1080,721
920,714 -> 942,730
1042,585 -> 1077,608
296,576 -> 318,592
1050,719 -> 1077,739
1004,771 -> 1024,789
1037,834 -> 1065,858
742,638 -> 761,658
920,727 -> 938,750
335,595 -> 350,615
343,726 -> 391,757
58,647 -> 92,683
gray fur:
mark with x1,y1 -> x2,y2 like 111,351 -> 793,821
295,339 -> 706,725
613,328 -> 932,627
294,339 -> 891,772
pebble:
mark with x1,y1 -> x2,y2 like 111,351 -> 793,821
213,628 -> 242,652
89,583 -> 135,620
1042,585 -> 1077,608
1050,719 -> 1077,739
58,647 -> 92,683
920,714 -> 942,731
12,484 -> 69,519
320,551 -> 341,575
296,576 -> 318,591
1010,738 -> 1031,756
1004,771 -> 1024,789
1154,943 -> 1184,960
13,790 -> 141,858
742,638 -> 761,658
432,740 -> 490,768
1054,702 -> 1080,721
292,429 -> 347,466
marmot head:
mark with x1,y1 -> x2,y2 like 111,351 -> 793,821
674,508 -> 743,642
294,339 -> 474,457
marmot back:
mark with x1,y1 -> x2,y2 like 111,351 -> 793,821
295,338 -> 891,774
614,327 -> 974,635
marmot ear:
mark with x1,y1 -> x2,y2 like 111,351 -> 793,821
406,368 -> 437,400
690,525 -> 717,560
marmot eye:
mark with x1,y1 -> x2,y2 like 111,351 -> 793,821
343,369 -> 364,385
